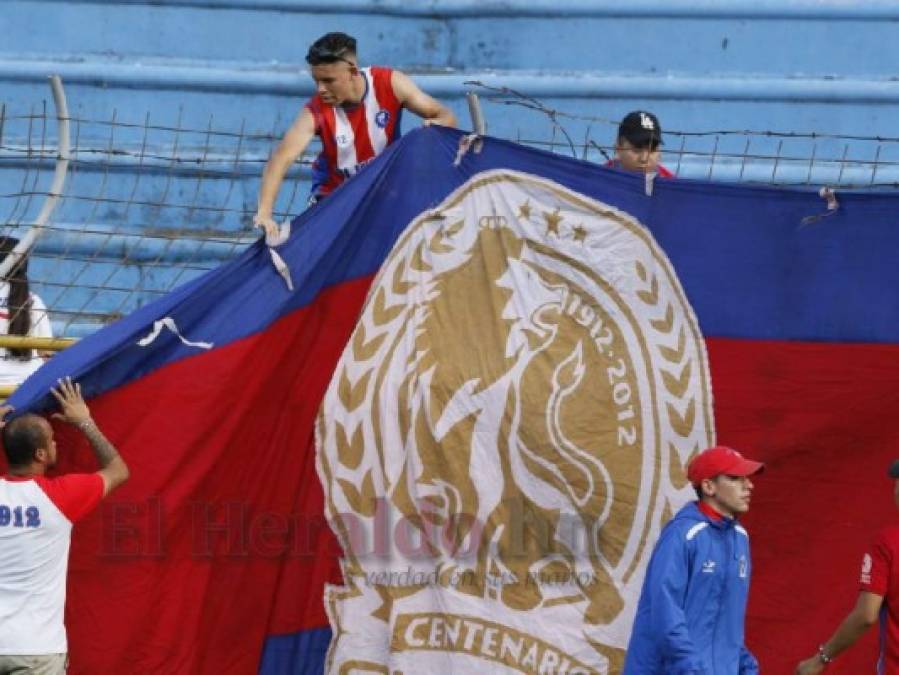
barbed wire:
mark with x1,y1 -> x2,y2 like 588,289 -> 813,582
2,88 -> 898,341
0,102 -> 308,338
466,81 -> 899,143
466,81 -> 899,188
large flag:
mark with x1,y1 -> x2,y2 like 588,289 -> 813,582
7,126 -> 899,674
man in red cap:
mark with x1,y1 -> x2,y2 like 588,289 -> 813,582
623,445 -> 764,674
794,459 -> 899,674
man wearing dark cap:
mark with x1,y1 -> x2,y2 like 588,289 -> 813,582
794,460 -> 899,674
623,446 -> 763,674
254,31 -> 457,237
606,110 -> 674,178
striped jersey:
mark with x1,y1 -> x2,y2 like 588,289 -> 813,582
306,66 -> 403,197
0,474 -> 103,655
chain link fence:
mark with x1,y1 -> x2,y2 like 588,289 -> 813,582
2,79 -> 897,344
468,82 -> 899,188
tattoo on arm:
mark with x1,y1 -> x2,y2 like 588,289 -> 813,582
80,420 -> 121,468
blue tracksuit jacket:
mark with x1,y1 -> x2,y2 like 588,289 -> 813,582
622,502 -> 760,674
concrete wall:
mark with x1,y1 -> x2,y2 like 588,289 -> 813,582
2,0 -> 898,335
7,2 -> 899,135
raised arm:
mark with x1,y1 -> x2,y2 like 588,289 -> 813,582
254,107 -> 317,238
390,70 -> 457,128
51,377 -> 129,497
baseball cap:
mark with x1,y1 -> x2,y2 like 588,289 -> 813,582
686,446 -> 764,486
618,110 -> 663,147
888,460 -> 899,478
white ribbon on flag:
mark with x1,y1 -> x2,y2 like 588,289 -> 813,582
137,317 -> 214,350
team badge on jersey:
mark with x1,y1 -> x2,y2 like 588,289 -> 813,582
861,553 -> 873,584
375,110 -> 390,128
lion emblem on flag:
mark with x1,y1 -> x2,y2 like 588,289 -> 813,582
317,171 -> 714,674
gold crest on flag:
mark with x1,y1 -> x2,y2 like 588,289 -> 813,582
317,171 -> 714,674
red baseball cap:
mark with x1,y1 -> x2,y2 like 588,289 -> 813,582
686,446 -> 764,486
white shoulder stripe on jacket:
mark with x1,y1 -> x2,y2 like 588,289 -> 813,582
685,522 -> 709,541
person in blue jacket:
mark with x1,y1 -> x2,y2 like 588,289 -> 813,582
623,445 -> 765,674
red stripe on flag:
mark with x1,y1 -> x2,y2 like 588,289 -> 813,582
708,337 -> 899,673
9,306 -> 896,673
32,275 -> 376,675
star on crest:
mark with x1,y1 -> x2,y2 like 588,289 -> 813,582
518,200 -> 532,220
543,207 -> 562,236
572,224 -> 588,243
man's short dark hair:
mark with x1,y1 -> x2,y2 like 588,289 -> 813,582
306,32 -> 357,66
2,415 -> 48,467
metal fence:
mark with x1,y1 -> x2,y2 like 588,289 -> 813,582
469,82 -> 899,188
1,79 -> 304,338
2,77 -> 898,343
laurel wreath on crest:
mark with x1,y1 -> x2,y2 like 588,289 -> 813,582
328,218 -> 465,519
633,259 -> 707,499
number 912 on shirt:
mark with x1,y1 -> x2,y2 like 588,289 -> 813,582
0,504 -> 41,527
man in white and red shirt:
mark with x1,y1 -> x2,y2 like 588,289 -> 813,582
0,377 -> 129,675
795,460 -> 899,674
254,31 -> 457,236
